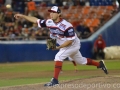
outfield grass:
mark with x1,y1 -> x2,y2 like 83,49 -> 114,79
0,60 -> 120,87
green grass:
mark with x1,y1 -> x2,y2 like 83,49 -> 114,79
0,78 -> 46,87
0,60 -> 120,87
0,61 -> 54,73
63,60 -> 120,70
0,76 -> 90,87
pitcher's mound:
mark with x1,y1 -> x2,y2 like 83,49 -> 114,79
1,75 -> 120,90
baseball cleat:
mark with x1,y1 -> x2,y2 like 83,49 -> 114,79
98,60 -> 108,74
44,78 -> 59,87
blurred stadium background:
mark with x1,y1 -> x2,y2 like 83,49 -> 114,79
0,0 -> 120,62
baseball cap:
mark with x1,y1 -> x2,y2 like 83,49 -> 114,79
48,6 -> 61,13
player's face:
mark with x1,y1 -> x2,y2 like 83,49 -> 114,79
50,12 -> 59,21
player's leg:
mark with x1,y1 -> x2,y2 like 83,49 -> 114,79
68,57 -> 78,72
52,48 -> 80,81
44,60 -> 62,87
72,51 -> 108,74
44,50 -> 67,86
44,47 -> 79,86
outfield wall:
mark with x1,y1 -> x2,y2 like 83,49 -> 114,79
0,12 -> 120,62
0,41 -> 57,62
0,41 -> 92,62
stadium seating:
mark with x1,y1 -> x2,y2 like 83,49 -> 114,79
36,5 -> 116,33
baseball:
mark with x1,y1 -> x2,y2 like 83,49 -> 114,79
6,4 -> 11,8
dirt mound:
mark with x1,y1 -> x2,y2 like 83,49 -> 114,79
1,76 -> 120,90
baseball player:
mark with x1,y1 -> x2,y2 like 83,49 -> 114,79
14,6 -> 108,87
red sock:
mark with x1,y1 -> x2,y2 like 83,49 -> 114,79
72,61 -> 77,66
86,58 -> 100,67
54,61 -> 62,80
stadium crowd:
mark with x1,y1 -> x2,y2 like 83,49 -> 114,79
0,0 -> 119,41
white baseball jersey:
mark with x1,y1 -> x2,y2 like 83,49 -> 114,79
37,19 -> 80,46
37,19 -> 87,64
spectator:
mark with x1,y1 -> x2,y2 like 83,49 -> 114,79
20,18 -> 32,28
117,0 -> 120,6
67,0 -> 74,6
76,22 -> 92,39
5,0 -> 12,5
29,30 -> 36,41
55,0 -> 63,6
12,0 -> 26,13
4,11 -> 15,23
27,0 -> 36,15
85,0 -> 90,6
39,2 -> 47,7
34,11 -> 44,19
76,22 -> 84,38
8,31 -> 15,40
29,23 -> 39,31
0,0 -> 5,6
35,29 -> 44,40
81,24 -> 92,39
48,0 -> 57,7
22,26 -> 29,40
62,0 -> 69,9
42,28 -> 49,39
79,0 -> 85,6
14,25 -> 21,37
93,35 -> 106,60
113,0 -> 120,12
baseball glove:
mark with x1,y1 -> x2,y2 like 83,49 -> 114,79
46,39 -> 56,50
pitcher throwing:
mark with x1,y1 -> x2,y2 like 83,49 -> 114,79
14,6 -> 108,87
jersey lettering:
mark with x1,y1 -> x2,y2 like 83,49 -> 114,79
64,28 -> 75,37
59,23 -> 66,30
50,28 -> 64,35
